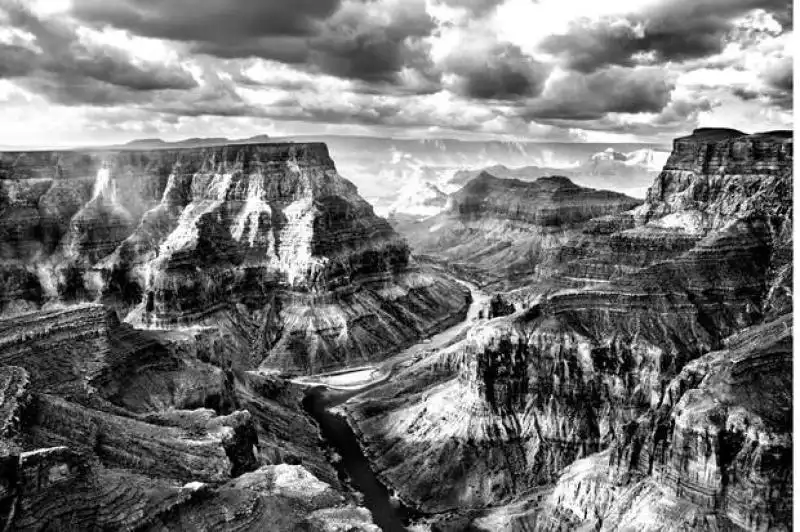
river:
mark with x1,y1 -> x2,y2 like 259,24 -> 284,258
301,278 -> 488,531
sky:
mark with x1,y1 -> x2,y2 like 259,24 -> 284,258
0,0 -> 793,146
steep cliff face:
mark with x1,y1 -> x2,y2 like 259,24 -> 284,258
641,129 -> 792,226
536,313 -> 791,532
0,143 -> 468,374
393,173 -> 641,288
447,173 -> 638,225
0,302 -> 378,530
342,129 -> 792,527
0,142 -> 468,528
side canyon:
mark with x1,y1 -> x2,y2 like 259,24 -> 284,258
0,142 -> 469,530
345,128 -> 793,530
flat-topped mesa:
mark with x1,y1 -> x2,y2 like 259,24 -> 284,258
448,173 -> 641,226
393,172 -> 643,289
550,129 -> 793,295
0,142 -> 406,307
0,142 -> 467,374
640,128 -> 793,229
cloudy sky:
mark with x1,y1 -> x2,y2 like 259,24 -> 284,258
0,0 -> 793,146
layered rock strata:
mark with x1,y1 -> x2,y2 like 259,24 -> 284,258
0,303 -> 376,530
0,143 -> 469,374
393,173 -> 641,288
0,142 -> 472,529
342,129 -> 792,528
536,313 -> 791,531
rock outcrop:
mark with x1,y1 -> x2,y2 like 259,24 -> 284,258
341,129 -> 792,528
0,141 -> 473,530
0,302 -> 377,530
0,143 -> 469,374
393,173 -> 641,288
536,313 -> 791,531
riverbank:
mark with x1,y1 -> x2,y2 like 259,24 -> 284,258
299,277 -> 489,530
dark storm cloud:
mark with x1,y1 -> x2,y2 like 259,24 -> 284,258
763,56 -> 793,93
732,88 -> 761,101
0,44 -> 38,78
71,0 -> 439,89
71,0 -> 341,41
523,67 -> 674,120
152,72 -> 262,117
731,56 -> 792,109
446,43 -> 551,100
760,57 -> 792,109
540,0 -> 793,73
71,0 -> 338,65
528,95 -> 714,138
308,1 -> 437,84
0,3 -> 197,105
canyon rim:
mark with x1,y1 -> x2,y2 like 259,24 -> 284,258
0,0 -> 794,531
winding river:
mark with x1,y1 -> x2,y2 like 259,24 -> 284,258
301,279 -> 488,531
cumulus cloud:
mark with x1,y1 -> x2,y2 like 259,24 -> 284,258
435,0 -> 506,17
444,41 -> 551,100
0,2 -> 196,105
522,67 -> 675,120
309,0 -> 437,84
0,0 -> 791,145
72,0 -> 341,41
755,55 -> 793,108
540,0 -> 792,73
72,0 -> 439,90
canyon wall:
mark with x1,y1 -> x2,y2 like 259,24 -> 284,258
394,172 -> 641,289
0,141 -> 473,529
342,129 -> 792,529
0,301 -> 381,530
0,143 -> 469,374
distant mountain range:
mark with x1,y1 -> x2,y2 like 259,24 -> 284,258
2,134 -> 670,207
381,146 -> 670,219
104,134 -> 274,150
107,135 -> 668,201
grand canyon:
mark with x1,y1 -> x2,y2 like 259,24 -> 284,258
0,0 -> 793,530
0,126 -> 791,531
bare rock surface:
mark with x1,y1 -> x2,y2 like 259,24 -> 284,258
0,301 -> 378,530
0,142 -> 469,374
393,173 -> 641,288
341,129 -> 792,528
0,142 -> 478,530
0,130 -> 790,530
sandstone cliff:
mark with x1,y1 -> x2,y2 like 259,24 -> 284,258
0,302 -> 381,530
393,173 -> 641,288
342,129 -> 792,529
0,143 -> 468,374
0,141 -> 472,530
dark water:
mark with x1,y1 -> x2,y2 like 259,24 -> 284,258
303,387 -> 417,532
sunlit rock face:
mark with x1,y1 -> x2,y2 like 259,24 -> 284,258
393,173 -> 642,288
0,141 -> 465,529
342,129 -> 792,527
536,313 -> 792,532
0,143 -> 468,374
0,300 -> 377,530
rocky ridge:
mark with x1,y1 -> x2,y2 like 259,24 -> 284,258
341,129 -> 793,529
0,142 -> 469,374
0,141 -> 472,530
393,172 -> 642,289
0,302 -> 380,530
